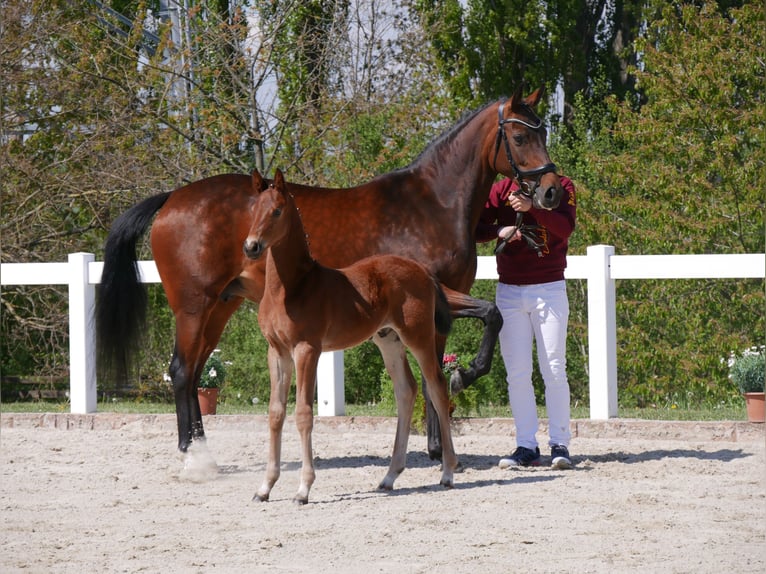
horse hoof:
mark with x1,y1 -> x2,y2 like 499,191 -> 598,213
428,447 -> 443,462
440,479 -> 455,489
450,369 -> 466,394
293,496 -> 309,506
439,460 -> 464,473
377,482 -> 394,492
252,493 -> 269,503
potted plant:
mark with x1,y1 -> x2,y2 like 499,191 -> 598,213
728,346 -> 765,423
198,350 -> 227,415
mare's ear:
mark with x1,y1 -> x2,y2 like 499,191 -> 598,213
251,168 -> 264,195
508,84 -> 524,109
524,85 -> 545,108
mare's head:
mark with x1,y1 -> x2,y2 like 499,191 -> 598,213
492,86 -> 562,210
243,168 -> 292,260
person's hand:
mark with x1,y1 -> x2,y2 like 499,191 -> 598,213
498,226 -> 521,242
494,225 -> 521,255
508,192 -> 532,212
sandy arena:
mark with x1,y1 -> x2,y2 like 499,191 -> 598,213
1,413 -> 764,573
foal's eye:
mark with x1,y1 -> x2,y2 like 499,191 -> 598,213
273,208 -> 282,218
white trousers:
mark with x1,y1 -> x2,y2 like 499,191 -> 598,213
496,280 -> 571,450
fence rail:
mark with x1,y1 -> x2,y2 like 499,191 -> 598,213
2,247 -> 764,418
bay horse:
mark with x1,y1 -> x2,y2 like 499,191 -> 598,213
245,168 -> 458,503
96,86 -> 561,463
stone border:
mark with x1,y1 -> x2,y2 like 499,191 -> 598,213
1,412 -> 763,443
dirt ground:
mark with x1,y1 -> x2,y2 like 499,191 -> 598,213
1,413 -> 764,574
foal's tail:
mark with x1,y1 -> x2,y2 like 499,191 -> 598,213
433,280 -> 453,337
96,192 -> 171,386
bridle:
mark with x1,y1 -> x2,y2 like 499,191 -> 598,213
492,99 -> 557,257
492,98 -> 557,199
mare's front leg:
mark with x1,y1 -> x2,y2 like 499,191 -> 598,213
442,289 -> 503,394
291,343 -> 321,504
373,331 -> 417,491
254,345 -> 293,502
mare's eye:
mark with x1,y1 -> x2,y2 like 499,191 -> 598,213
273,208 -> 282,218
513,135 -> 525,145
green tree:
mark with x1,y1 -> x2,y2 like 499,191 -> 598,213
0,0 -> 276,386
553,1 -> 765,407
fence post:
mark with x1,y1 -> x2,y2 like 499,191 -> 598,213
586,245 -> 618,419
317,351 -> 345,416
68,252 -> 97,414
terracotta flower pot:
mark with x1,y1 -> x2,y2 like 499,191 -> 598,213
743,392 -> 765,423
198,388 -> 220,416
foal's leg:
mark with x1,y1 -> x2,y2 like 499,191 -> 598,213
373,331 -> 417,491
423,333 -> 447,461
414,350 -> 458,488
291,342 -> 321,504
254,345 -> 293,502
423,290 -> 503,459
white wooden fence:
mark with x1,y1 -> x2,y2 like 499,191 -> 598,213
1,246 -> 763,418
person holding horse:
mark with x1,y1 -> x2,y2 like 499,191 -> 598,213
476,174 -> 576,470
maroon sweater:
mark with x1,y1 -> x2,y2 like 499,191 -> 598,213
476,176 -> 576,285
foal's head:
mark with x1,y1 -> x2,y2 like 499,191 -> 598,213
243,168 -> 292,260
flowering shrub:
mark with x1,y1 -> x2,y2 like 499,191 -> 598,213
727,346 -> 765,394
442,353 -> 460,374
199,350 -> 227,389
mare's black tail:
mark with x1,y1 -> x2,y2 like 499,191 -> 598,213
96,192 -> 170,386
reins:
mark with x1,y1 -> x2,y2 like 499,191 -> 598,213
493,206 -> 546,258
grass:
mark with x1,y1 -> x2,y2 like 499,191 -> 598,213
0,398 -> 749,421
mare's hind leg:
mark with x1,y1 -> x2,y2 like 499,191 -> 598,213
254,345 -> 293,502
170,296 -> 243,453
373,330 -> 417,491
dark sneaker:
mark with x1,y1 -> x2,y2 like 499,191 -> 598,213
551,445 -> 573,469
498,446 -> 541,469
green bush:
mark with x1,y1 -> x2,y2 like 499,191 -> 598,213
199,350 -> 226,388
728,347 -> 765,394
216,303 -> 271,405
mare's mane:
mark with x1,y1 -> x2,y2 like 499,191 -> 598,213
404,102 -> 495,171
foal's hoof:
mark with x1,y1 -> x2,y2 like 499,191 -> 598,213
292,496 -> 309,506
252,493 -> 269,503
440,478 -> 455,489
439,460 -> 465,473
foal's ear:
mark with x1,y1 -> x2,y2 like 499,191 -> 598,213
273,168 -> 286,191
251,168 -> 265,195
